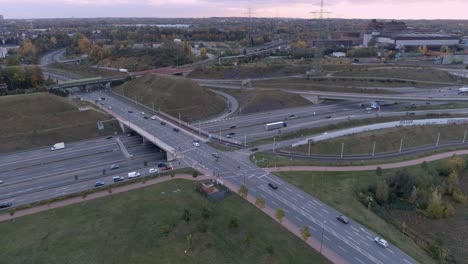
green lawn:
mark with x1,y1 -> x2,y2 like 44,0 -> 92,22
0,180 -> 329,264
274,170 -> 435,264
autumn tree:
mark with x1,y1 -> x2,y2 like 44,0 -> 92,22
447,171 -> 459,195
375,180 -> 389,204
408,186 -> 418,204
300,226 -> 311,241
200,47 -> 207,59
255,197 -> 266,209
275,208 -> 285,223
426,189 -> 444,218
238,185 -> 248,198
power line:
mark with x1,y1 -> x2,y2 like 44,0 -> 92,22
308,0 -> 332,76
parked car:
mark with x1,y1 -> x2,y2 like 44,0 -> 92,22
100,97 -> 105,100
112,176 -> 124,182
226,134 -> 233,138
94,181 -> 105,187
289,114 -> 296,118
0,180 -> 3,184
325,116 -> 332,119
374,237 -> 389,248
0,202 -> 12,209
336,215 -> 350,224
151,115 -> 157,120
250,147 -> 259,151
193,142 -> 200,147
128,110 -> 133,113
161,121 -> 166,125
106,136 -> 113,139
173,128 -> 179,132
141,112 -> 145,115
228,132 -> 235,136
110,164 -> 120,170
149,168 -> 158,174
157,163 -> 167,168
268,183 -> 278,189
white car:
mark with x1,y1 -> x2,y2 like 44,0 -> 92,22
140,112 -> 145,115
149,168 -> 158,174
151,115 -> 157,120
193,142 -> 200,147
374,237 -> 389,248
127,171 -> 141,179
0,180 -> 3,184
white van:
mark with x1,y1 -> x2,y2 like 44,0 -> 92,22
127,171 -> 141,179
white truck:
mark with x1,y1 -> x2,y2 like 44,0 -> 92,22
51,142 -> 65,151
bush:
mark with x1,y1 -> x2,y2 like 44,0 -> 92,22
228,216 -> 239,229
452,190 -> 467,204
197,221 -> 208,233
192,171 -> 199,178
201,206 -> 212,219
159,224 -> 171,237
8,208 -> 16,216
443,204 -> 455,217
266,245 -> 275,256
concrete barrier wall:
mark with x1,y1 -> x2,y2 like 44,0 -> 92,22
292,118 -> 468,147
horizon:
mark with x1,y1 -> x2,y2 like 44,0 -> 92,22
2,0 -> 468,20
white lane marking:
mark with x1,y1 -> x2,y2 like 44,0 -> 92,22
310,226 -> 317,232
360,227 -> 372,236
323,235 -> 331,241
297,193 -> 304,198
271,201 -> 278,206
386,248 -> 395,254
354,257 -> 366,264
295,216 -> 304,223
338,246 -> 348,253
283,208 -> 290,214
377,251 -> 387,258
285,187 -> 293,192
403,259 -> 413,264
321,208 -> 330,214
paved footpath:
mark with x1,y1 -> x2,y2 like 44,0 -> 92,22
267,149 -> 468,172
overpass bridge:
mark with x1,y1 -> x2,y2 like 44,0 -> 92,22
48,76 -> 129,93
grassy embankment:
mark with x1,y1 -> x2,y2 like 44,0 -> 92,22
113,74 -> 226,122
0,180 -> 329,264
0,93 -> 119,154
47,63 -> 128,78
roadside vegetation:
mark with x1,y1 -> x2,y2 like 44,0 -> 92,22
46,63 -> 128,78
274,155 -> 468,263
0,180 -> 329,264
0,93 -> 119,153
113,73 -> 226,122
286,124 -> 468,156
216,89 -> 311,114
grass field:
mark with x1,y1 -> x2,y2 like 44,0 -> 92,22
286,124 -> 468,156
113,74 -> 226,122
0,180 -> 329,264
0,93 -> 119,153
189,63 -> 310,79
216,89 -> 312,114
274,170 -> 436,264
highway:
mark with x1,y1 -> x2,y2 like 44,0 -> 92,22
0,135 -> 176,207
70,90 -> 418,264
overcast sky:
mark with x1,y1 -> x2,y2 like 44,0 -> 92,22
2,0 -> 468,20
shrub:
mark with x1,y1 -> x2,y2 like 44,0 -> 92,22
159,224 -> 171,237
443,204 -> 455,217
201,206 -> 212,219
192,171 -> 199,178
228,216 -> 239,229
8,208 -> 16,216
197,221 -> 208,233
266,245 -> 275,256
452,190 -> 467,204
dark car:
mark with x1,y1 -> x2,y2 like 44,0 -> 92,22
106,136 -> 113,139
112,176 -> 124,182
157,162 -> 167,168
161,121 -> 166,125
230,125 -> 236,129
228,132 -> 235,136
337,215 -> 350,224
143,116 -> 149,119
100,97 -> 105,100
325,116 -> 332,119
0,202 -> 12,209
250,147 -> 259,151
173,128 -> 179,132
268,183 -> 278,190
128,110 -> 133,113
94,181 -> 105,187
211,153 -> 220,159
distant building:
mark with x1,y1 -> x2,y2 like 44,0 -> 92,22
0,47 -> 7,58
308,39 -> 353,48
333,32 -> 362,46
363,19 -> 460,49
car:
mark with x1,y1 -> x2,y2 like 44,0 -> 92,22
336,215 -> 350,224
106,136 -> 113,139
112,176 -> 124,182
228,132 -> 235,136
359,103 -> 365,107
211,153 -> 220,159
100,97 -> 105,100
289,114 -> 296,118
141,112 -> 145,115
127,172 -> 141,179
107,105 -> 112,109
0,180 -> 3,184
151,115 -> 157,120
325,116 -> 332,119
173,128 -> 179,132
409,112 -> 415,115
250,147 -> 259,151
94,181 -> 105,187
143,116 -> 149,119
374,237 -> 389,248
162,166 -> 172,171
226,134 -> 233,138
161,121 -> 166,125
367,111 -> 372,114
268,182 -> 278,189
128,110 -> 133,113
230,125 -> 237,129
149,168 -> 158,174
110,164 -> 120,170
0,202 -> 12,209
157,162 -> 167,168
193,142 -> 200,147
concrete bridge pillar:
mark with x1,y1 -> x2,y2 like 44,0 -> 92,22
105,82 -> 111,89
118,121 -> 128,133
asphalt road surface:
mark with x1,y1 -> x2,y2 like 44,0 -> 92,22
0,135 -> 176,208
76,90 -> 418,264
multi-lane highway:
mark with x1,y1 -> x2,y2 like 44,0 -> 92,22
68,90 -> 418,264
0,135 -> 175,207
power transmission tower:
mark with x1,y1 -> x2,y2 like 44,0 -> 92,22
245,8 -> 256,47
308,0 -> 332,77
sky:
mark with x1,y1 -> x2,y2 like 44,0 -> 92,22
1,0 -> 468,20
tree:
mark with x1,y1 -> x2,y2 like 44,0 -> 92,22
200,48 -> 207,59
182,209 -> 191,223
376,166 -> 383,176
447,171 -> 459,195
186,233 -> 193,249
244,234 -> 251,248
201,206 -> 211,219
238,185 -> 248,198
408,186 -> 418,204
447,155 -> 466,173
183,42 -> 192,55
160,224 -> 171,237
275,208 -> 285,223
229,216 -> 239,229
426,189 -> 444,218
192,171 -> 199,178
255,197 -> 266,209
300,226 -> 311,241
375,180 -> 389,204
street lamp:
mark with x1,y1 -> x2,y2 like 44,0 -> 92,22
320,220 -> 327,254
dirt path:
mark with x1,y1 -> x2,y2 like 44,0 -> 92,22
267,149 -> 468,172
0,174 -> 211,222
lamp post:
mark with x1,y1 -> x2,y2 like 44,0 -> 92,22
320,220 -> 327,254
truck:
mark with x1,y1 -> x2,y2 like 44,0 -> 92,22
51,142 -> 65,151
458,87 -> 468,95
265,121 -> 287,131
